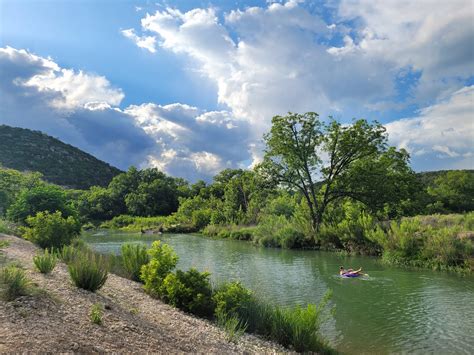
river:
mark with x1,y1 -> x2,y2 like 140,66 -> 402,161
83,230 -> 474,354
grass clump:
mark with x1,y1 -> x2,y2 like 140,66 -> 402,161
68,251 -> 108,292
216,309 -> 247,343
0,240 -> 10,248
121,243 -> 149,282
0,265 -> 30,301
33,248 -> 57,274
90,303 -> 104,325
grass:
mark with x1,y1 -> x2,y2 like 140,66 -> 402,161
121,243 -> 149,281
0,264 -> 31,301
0,240 -> 10,248
216,309 -> 247,343
0,218 -> 17,235
68,251 -> 108,292
90,303 -> 104,325
33,248 -> 57,274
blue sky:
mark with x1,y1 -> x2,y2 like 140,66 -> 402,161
0,0 -> 473,181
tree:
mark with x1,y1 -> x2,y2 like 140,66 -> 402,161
7,184 -> 75,223
259,112 -> 415,232
427,171 -> 474,212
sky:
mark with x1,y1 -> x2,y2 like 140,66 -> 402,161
0,0 -> 473,181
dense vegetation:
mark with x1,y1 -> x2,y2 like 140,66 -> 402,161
0,125 -> 122,189
0,113 -> 473,272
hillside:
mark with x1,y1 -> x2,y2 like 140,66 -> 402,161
0,125 -> 122,189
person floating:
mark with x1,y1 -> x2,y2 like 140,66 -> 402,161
339,266 -> 364,277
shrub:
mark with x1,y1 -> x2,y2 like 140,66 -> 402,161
0,265 -> 30,301
140,241 -> 178,296
213,281 -> 253,317
162,268 -> 214,317
33,248 -> 57,274
121,243 -> 149,282
90,303 -> 104,325
191,209 -> 211,230
0,218 -> 16,235
23,211 -> 80,249
60,245 -> 80,264
68,252 -> 108,292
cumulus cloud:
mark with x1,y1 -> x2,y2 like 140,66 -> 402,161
125,103 -> 250,180
335,0 -> 474,102
386,86 -> 474,169
126,0 -> 473,170
121,28 -> 157,53
0,46 -> 250,180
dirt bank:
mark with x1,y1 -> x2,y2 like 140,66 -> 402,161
0,234 -> 285,353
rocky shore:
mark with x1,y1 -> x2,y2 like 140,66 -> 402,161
0,234 -> 285,353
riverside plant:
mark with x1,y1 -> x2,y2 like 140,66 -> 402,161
68,251 -> 108,292
0,265 -> 30,301
33,248 -> 57,274
216,309 -> 247,343
121,243 -> 149,282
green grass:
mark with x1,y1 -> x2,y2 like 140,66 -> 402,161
121,243 -> 149,281
216,309 -> 247,343
68,251 -> 108,292
33,249 -> 57,274
90,303 -> 104,325
0,240 -> 10,248
0,264 -> 31,301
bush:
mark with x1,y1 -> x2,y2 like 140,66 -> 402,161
140,241 -> 178,296
60,245 -> 80,264
0,265 -> 30,301
191,209 -> 211,230
68,252 -> 108,292
33,248 -> 57,274
7,184 -> 75,223
162,268 -> 214,317
23,211 -> 80,249
213,281 -> 253,317
121,243 -> 149,282
90,303 -> 104,325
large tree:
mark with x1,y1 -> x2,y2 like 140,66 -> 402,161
258,112 -> 416,231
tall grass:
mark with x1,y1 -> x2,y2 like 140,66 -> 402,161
33,248 -> 57,274
121,243 -> 149,281
0,265 -> 30,301
68,252 -> 108,292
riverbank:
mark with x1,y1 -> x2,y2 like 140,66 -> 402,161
0,234 -> 284,353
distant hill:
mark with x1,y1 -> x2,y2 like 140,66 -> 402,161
416,169 -> 474,186
0,125 -> 122,189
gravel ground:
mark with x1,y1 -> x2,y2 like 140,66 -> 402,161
0,234 -> 286,353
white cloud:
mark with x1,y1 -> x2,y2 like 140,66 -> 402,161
0,46 -> 250,179
386,86 -> 474,168
0,47 -> 124,111
121,28 -> 157,53
335,0 -> 474,101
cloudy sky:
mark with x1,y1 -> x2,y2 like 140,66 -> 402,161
0,0 -> 473,181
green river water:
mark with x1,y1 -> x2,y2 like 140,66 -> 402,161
83,230 -> 474,354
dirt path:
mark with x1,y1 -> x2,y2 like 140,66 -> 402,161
0,234 -> 285,353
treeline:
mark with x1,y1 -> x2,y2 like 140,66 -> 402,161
1,113 -> 473,271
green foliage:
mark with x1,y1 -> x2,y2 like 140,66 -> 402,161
259,112 -> 414,231
254,215 -> 305,248
60,245 -> 80,264
90,303 -> 104,325
216,309 -> 247,343
23,211 -> 80,249
140,241 -> 178,296
0,125 -> 121,189
0,265 -> 30,301
7,184 -> 76,223
33,248 -> 57,274
236,291 -> 333,353
121,243 -> 149,282
427,171 -> 474,213
213,281 -> 253,317
0,240 -> 10,248
0,218 -> 16,235
68,251 -> 108,292
202,225 -> 255,241
162,268 -> 214,317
